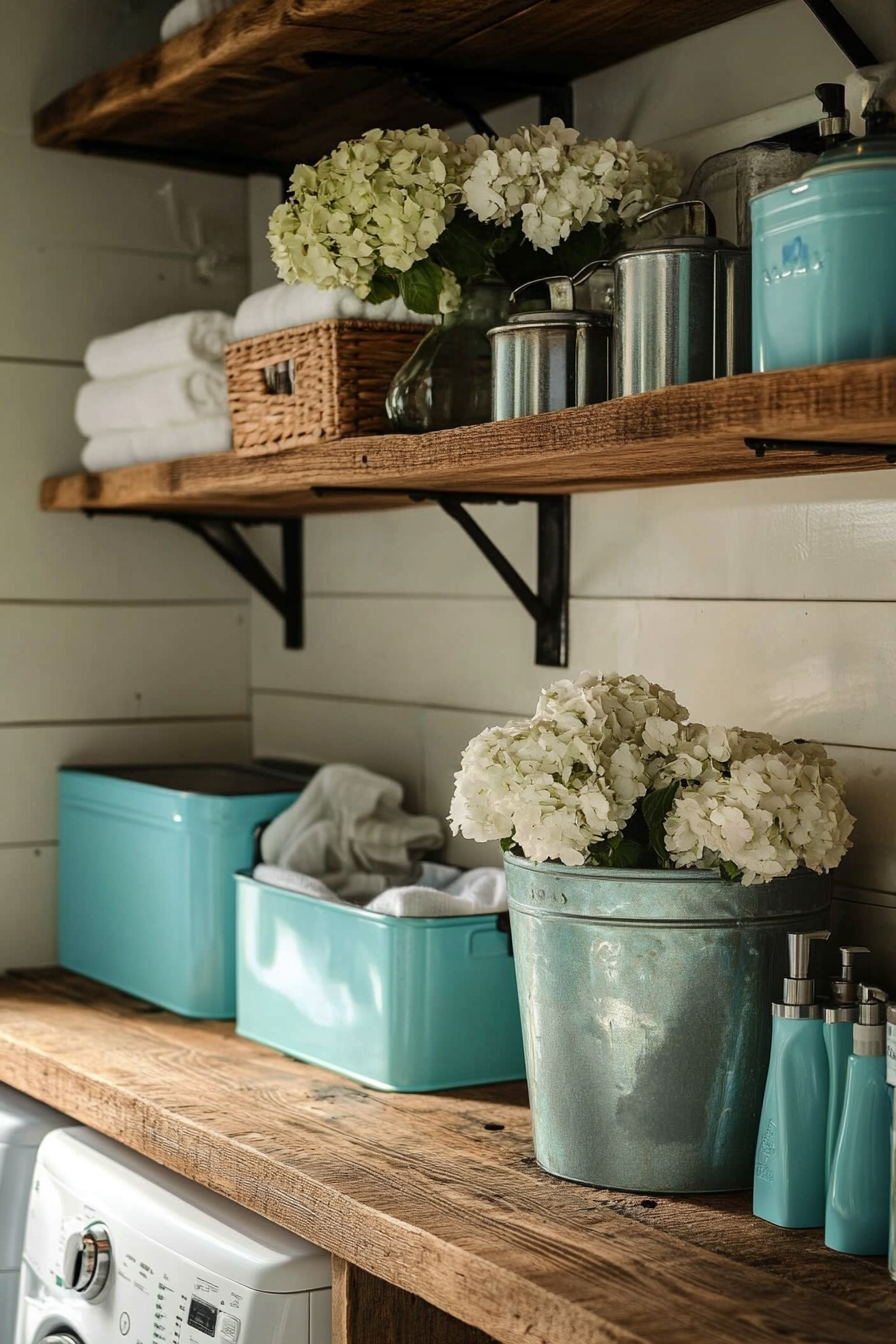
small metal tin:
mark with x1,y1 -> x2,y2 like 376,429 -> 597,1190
489,272 -> 610,421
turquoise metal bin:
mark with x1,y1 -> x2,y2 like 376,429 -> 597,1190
58,765 -> 305,1018
236,871 -> 526,1091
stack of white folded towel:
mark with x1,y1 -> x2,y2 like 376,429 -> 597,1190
233,282 -> 433,341
76,311 -> 235,473
160,0 -> 236,41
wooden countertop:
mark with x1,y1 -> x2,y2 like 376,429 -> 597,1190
0,969 -> 893,1344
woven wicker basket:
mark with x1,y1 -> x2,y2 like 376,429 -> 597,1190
224,319 -> 426,455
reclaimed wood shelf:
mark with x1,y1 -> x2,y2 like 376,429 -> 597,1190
42,359 -> 896,519
34,0 -> 775,176
0,969 -> 893,1344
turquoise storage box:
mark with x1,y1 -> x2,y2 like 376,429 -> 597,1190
59,765 -> 306,1019
235,871 -> 526,1091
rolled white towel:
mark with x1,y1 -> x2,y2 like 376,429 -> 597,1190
161,0 -> 235,41
82,416 -> 233,472
233,282 -> 433,341
85,311 -> 234,380
75,364 -> 228,436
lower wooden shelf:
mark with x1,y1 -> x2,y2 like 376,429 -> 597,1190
0,970 -> 892,1344
41,358 -> 896,519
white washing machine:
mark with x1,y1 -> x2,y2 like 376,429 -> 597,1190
0,1082 -> 69,1341
16,1127 -> 332,1344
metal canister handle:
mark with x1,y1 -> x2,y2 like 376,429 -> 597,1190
510,274 -> 577,311
636,199 -> 717,236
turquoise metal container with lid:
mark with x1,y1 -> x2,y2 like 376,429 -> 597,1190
59,764 -> 307,1018
751,64 -> 896,372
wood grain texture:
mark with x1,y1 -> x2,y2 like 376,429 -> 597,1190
32,0 -> 772,175
332,1258 -> 498,1343
0,970 -> 892,1344
41,359 -> 896,518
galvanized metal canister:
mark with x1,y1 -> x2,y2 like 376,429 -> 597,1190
504,856 -> 831,1193
489,271 -> 610,421
612,237 -> 750,396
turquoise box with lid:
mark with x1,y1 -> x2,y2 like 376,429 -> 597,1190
235,871 -> 525,1092
58,765 -> 309,1018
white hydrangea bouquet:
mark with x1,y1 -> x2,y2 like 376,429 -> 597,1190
268,120 -> 680,316
449,672 -> 855,886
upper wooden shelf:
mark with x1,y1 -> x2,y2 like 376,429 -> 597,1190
0,968 -> 893,1344
34,0 -> 775,176
42,359 -> 896,519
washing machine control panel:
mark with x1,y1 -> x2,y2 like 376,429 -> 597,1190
20,1170 -> 331,1344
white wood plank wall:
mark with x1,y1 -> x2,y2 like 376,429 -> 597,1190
0,1 -> 252,970
250,1 -> 896,992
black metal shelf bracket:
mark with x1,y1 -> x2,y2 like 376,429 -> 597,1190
313,489 -> 570,666
83,510 -> 305,649
801,0 -> 878,69
84,492 -> 570,663
747,437 -> 896,462
174,516 -> 304,648
302,52 -> 575,140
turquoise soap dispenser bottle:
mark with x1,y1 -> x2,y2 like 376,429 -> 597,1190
826,985 -> 891,1255
887,1002 -> 896,1282
754,929 -> 830,1228
823,945 -> 869,1181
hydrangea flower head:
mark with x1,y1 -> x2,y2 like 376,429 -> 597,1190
450,673 -> 854,885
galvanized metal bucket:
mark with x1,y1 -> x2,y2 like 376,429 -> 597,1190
504,856 -> 831,1193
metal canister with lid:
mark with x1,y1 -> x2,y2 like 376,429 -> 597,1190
488,268 -> 611,421
611,199 -> 751,396
751,62 -> 896,372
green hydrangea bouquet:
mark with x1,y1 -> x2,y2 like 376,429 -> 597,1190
268,119 -> 680,315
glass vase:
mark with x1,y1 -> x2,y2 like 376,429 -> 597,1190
385,280 -> 510,432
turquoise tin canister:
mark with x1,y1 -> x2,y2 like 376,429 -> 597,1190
751,81 -> 896,373
504,855 -> 830,1193
58,765 -> 304,1018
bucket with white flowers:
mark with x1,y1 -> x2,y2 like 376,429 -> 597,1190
449,673 -> 854,1193
268,121 -> 680,432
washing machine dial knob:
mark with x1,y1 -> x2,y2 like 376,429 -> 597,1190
64,1222 -> 112,1300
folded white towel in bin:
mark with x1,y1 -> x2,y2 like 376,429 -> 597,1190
161,0 -> 236,41
233,282 -> 433,341
85,311 -> 234,380
81,416 -> 233,471
253,863 -> 507,918
260,763 -> 444,898
75,364 -> 228,436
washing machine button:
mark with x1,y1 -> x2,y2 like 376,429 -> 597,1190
219,1313 -> 241,1341
63,1222 -> 112,1300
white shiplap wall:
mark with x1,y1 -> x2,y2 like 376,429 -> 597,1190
0,1 -> 252,970
249,1 -> 896,990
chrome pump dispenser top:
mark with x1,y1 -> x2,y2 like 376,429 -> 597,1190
825,945 -> 870,1023
854,984 -> 888,1056
775,930 -> 830,1018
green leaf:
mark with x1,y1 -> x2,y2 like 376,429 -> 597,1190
641,780 -> 680,864
366,269 -> 400,304
720,859 -> 742,882
396,258 -> 444,315
500,836 -> 517,853
588,832 -> 653,870
431,216 -> 495,283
